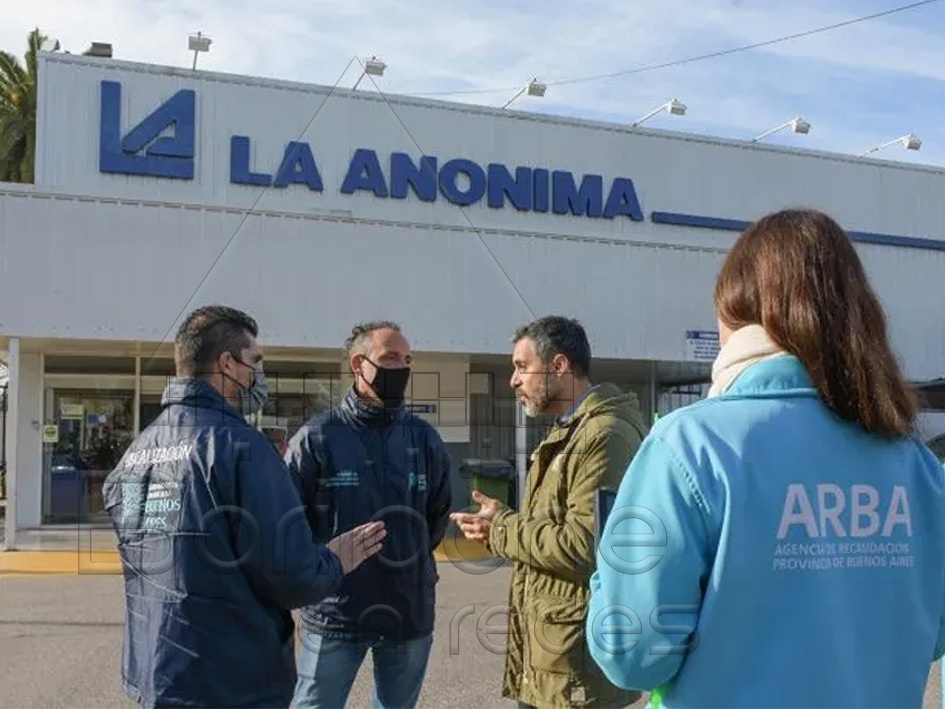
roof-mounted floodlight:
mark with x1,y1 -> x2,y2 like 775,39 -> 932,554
752,116 -> 811,142
502,78 -> 547,109
189,32 -> 211,70
631,99 -> 687,127
84,42 -> 113,58
860,134 -> 921,157
353,56 -> 386,90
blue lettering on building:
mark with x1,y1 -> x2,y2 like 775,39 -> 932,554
488,165 -> 531,211
437,158 -> 485,206
230,136 -> 324,190
533,169 -> 550,213
93,82 -> 945,251
390,153 -> 437,202
99,80 -> 195,179
229,136 -> 269,186
97,81 -> 642,219
335,149 -> 643,220
274,142 -> 324,190
341,148 -> 388,197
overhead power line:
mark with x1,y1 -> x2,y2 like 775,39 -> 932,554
408,0 -> 940,97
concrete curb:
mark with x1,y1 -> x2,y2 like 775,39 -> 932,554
0,537 -> 494,577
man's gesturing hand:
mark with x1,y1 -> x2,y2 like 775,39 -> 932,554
449,490 -> 504,545
326,521 -> 387,575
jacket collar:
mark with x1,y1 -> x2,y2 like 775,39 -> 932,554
340,385 -> 404,427
723,355 -> 818,399
540,382 -> 626,450
558,382 -> 626,426
160,377 -> 247,423
557,383 -> 601,426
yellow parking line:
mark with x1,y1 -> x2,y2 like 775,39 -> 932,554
433,536 -> 495,563
0,539 -> 492,576
0,551 -> 122,576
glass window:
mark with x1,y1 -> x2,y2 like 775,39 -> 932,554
140,393 -> 165,431
257,377 -> 339,455
44,388 -> 135,524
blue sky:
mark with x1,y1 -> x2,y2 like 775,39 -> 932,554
4,0 -> 945,165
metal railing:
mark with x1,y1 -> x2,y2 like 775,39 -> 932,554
658,381 -> 710,417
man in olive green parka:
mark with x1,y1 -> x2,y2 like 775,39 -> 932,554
452,316 -> 647,708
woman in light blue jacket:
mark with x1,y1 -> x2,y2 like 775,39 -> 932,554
588,208 -> 945,708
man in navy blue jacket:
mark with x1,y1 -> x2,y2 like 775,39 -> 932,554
286,320 -> 453,709
103,305 -> 386,709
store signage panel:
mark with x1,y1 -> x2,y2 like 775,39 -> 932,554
94,79 -> 945,252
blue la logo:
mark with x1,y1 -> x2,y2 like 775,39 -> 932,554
99,80 -> 196,180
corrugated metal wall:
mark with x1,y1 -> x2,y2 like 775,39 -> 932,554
0,187 -> 724,360
3,184 -> 941,377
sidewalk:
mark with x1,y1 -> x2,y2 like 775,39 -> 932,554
0,524 -> 122,576
0,522 -> 495,576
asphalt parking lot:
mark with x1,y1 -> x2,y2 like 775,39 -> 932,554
0,559 -> 525,709
0,559 -> 940,708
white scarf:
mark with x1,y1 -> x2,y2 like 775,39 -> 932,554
707,324 -> 787,398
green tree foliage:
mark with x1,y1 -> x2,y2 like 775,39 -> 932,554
0,28 -> 44,183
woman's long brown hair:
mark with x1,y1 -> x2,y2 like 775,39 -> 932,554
714,208 -> 918,439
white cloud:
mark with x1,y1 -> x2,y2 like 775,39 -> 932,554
2,0 -> 943,165
695,1 -> 945,82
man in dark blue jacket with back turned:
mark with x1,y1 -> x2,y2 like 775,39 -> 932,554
286,320 -> 453,709
103,305 -> 386,709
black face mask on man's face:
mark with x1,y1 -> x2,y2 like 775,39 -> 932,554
365,358 -> 411,407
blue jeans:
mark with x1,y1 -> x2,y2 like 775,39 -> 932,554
292,633 -> 433,709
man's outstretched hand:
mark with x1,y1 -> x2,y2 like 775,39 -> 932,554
450,490 -> 503,545
327,521 -> 387,575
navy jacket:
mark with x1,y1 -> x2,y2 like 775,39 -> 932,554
284,387 -> 452,642
102,378 -> 344,709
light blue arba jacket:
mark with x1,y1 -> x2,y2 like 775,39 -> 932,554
587,355 -> 945,709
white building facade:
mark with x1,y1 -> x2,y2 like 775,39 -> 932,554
2,52 -> 944,548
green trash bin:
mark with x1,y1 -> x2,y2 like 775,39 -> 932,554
460,458 -> 517,509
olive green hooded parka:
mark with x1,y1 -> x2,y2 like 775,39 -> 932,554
488,382 -> 647,708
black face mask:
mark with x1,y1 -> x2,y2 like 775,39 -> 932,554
365,358 -> 411,407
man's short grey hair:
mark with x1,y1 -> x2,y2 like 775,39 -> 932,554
513,315 -> 592,378
343,320 -> 402,357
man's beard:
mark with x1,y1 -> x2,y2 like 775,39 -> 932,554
522,377 -> 560,417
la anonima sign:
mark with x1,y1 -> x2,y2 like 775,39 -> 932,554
95,78 -> 945,253
98,79 -> 644,220
231,141 -> 645,220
